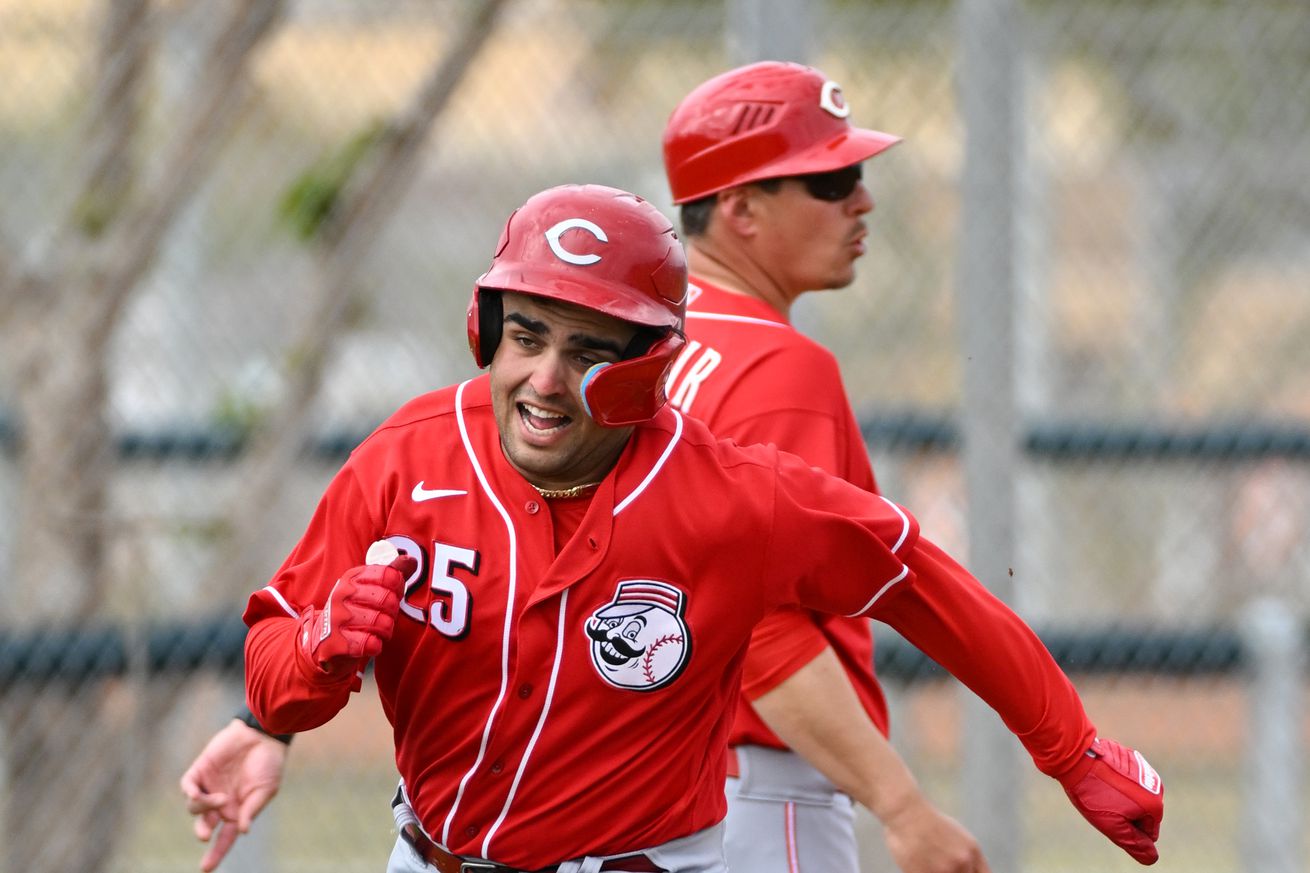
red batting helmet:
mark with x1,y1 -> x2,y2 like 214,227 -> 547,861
663,61 -> 902,204
468,184 -> 688,427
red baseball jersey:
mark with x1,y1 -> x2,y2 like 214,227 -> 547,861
244,376 -> 925,866
669,278 -> 1093,770
670,278 -> 890,747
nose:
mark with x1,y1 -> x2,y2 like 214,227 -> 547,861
847,181 -> 874,215
527,349 -> 571,399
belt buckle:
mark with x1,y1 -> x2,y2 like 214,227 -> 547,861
458,863 -> 500,873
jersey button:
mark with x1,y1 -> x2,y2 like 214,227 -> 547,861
526,500 -> 541,514
465,825 -> 478,838
517,683 -> 532,698
490,760 -> 504,774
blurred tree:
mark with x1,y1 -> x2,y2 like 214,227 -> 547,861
0,2 -> 287,869
0,0 -> 509,869
210,0 -> 512,609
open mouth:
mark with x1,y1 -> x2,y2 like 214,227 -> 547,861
519,401 -> 571,435
598,641 -> 638,665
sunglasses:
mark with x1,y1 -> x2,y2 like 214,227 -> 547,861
795,164 -> 863,202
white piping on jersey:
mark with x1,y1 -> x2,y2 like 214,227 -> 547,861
438,383 -> 683,850
443,379 -> 519,847
482,589 -> 570,856
845,497 -> 914,617
685,310 -> 787,329
847,565 -> 910,617
261,585 -> 300,619
613,408 -> 684,516
879,496 -> 913,554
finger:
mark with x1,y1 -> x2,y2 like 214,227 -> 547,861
180,768 -> 205,799
237,786 -> 277,832
1104,820 -> 1157,865
201,819 -> 239,872
1128,839 -> 1159,865
193,808 -> 219,842
186,791 -> 228,816
359,632 -> 386,660
348,579 -> 402,611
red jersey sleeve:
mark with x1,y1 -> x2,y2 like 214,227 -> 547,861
245,614 -> 355,733
888,538 -> 1097,776
243,457 -> 385,733
738,607 -> 830,700
761,449 -> 919,620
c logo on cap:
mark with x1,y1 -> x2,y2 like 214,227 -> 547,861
819,80 -> 850,119
545,218 -> 607,266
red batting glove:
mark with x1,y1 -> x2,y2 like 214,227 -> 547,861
297,553 -> 417,679
1056,737 -> 1164,865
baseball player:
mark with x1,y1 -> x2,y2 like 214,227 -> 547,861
180,64 -> 970,872
234,183 -> 1161,873
658,61 -> 981,872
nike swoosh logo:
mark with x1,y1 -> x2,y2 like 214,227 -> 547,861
411,482 -> 468,502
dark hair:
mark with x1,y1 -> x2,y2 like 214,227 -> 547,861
678,196 -> 715,238
678,179 -> 784,238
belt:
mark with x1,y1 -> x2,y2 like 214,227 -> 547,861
725,746 -> 740,778
399,823 -> 667,873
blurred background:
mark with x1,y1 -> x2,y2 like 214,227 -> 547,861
0,0 -> 1307,871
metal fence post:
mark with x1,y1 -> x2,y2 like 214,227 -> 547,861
956,0 -> 1025,867
724,0 -> 812,65
1240,598 -> 1305,873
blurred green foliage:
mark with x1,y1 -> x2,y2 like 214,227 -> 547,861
278,119 -> 386,242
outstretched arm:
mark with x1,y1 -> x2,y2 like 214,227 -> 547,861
889,538 -> 1163,864
753,645 -> 989,873
180,718 -> 289,871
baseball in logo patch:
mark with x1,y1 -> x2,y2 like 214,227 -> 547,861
585,580 -> 691,691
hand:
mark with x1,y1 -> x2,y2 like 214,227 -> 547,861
882,794 -> 991,873
298,552 -> 417,677
180,720 -> 289,871
1057,737 -> 1164,865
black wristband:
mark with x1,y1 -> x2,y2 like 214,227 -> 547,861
235,704 -> 294,745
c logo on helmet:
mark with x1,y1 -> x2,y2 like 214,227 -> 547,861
819,80 -> 850,119
545,218 -> 608,266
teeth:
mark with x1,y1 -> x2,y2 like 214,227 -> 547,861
521,402 -> 567,435
523,403 -> 563,420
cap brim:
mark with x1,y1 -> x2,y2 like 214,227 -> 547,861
765,126 -> 902,179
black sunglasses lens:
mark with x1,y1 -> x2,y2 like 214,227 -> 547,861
801,165 -> 862,201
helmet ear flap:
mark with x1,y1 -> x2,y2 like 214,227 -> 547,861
466,289 -> 504,368
580,331 -> 686,427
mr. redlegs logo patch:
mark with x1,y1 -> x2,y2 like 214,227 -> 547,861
585,580 -> 692,691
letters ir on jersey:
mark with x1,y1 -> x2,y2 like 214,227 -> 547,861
243,375 -> 918,868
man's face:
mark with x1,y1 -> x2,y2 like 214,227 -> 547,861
749,164 -> 875,294
489,292 -> 639,491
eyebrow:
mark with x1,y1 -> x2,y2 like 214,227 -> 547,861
504,311 -> 627,357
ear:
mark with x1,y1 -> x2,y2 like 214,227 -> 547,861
714,186 -> 763,239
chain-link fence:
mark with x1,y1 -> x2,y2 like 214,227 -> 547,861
0,0 -> 1306,871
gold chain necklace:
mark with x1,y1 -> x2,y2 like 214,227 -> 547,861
531,481 -> 602,499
